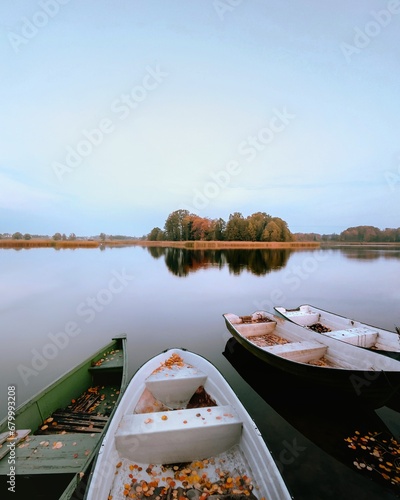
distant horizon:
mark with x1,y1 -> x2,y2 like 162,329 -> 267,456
2,222 -> 399,239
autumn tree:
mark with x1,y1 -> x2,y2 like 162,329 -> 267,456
164,209 -> 192,241
210,218 -> 226,241
148,227 -> 165,241
225,212 -> 249,241
191,216 -> 212,240
247,212 -> 271,241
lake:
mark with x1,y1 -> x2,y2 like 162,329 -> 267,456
1,245 -> 400,499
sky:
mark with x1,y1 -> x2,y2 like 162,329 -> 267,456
1,0 -> 399,236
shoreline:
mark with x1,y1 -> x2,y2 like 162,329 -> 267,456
0,239 -> 320,250
1,239 -> 399,250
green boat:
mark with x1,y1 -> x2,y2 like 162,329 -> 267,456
0,335 -> 128,499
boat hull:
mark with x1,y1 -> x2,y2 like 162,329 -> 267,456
0,335 -> 128,500
275,304 -> 400,359
223,313 -> 400,408
85,348 -> 291,500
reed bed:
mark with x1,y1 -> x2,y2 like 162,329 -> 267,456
133,240 -> 321,249
0,239 -> 321,250
0,239 -> 99,249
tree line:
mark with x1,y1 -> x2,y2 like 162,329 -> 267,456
148,209 -> 294,242
295,226 -> 400,243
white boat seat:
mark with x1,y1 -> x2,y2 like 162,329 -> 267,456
262,341 -> 327,363
145,364 -> 207,409
323,327 -> 378,348
236,321 -> 277,338
286,311 -> 320,326
115,405 -> 242,464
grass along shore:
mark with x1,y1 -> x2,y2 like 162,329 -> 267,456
0,238 -> 320,249
2,239 -> 400,250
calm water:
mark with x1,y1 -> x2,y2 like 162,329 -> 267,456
1,246 -> 400,499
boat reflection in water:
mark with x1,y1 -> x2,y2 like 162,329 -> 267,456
223,338 -> 400,497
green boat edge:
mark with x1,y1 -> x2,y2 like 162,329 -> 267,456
0,334 -> 128,500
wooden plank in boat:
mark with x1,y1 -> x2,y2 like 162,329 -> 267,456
89,352 -> 124,372
0,433 -> 99,475
0,429 -> 31,459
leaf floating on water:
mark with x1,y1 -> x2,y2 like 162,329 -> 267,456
53,441 -> 63,449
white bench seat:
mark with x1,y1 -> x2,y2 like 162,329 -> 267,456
145,363 -> 207,409
115,405 -> 242,464
262,341 -> 327,363
286,311 -> 320,326
236,321 -> 277,338
324,327 -> 378,348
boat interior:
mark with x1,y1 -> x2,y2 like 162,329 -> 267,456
0,345 -> 124,482
278,306 -> 400,353
224,312 -> 372,369
107,353 -> 262,500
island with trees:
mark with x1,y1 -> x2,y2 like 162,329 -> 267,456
1,209 -> 399,249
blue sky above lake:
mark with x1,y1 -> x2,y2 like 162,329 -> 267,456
1,0 -> 399,236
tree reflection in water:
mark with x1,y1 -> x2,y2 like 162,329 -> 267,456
146,247 -> 292,277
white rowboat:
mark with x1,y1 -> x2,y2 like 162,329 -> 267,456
275,304 -> 400,358
223,311 -> 400,408
85,348 -> 291,500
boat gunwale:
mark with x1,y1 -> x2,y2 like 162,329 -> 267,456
84,347 -> 293,500
223,312 -> 400,407
274,304 -> 400,356
0,335 -> 127,433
